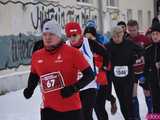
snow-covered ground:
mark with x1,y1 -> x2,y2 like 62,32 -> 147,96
0,86 -> 148,120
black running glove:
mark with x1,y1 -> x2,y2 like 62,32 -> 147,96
23,88 -> 34,99
23,72 -> 39,99
61,85 -> 78,98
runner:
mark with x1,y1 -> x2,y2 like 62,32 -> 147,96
84,26 -> 117,120
23,19 -> 95,120
105,26 -> 144,120
145,23 -> 160,113
65,21 -> 97,120
127,20 -> 153,118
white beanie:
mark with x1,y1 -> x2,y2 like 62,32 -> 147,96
42,19 -> 62,38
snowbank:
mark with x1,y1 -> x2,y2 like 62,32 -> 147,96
0,71 -> 29,93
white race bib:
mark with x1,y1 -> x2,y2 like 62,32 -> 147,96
40,72 -> 65,93
114,66 -> 128,77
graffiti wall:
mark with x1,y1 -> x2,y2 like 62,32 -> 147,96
0,34 -> 40,69
0,1 -> 98,35
0,1 -> 99,70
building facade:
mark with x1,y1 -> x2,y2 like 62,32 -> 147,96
103,0 -> 154,33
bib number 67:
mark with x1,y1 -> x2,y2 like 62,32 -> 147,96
47,79 -> 55,88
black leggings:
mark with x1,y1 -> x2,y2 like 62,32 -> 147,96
94,85 -> 116,120
113,78 -> 134,120
80,88 -> 97,120
150,76 -> 160,113
94,85 -> 109,120
41,108 -> 84,120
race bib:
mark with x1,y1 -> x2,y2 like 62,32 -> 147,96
40,72 -> 65,93
114,66 -> 128,77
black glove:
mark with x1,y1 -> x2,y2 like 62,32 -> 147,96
61,85 -> 78,98
23,88 -> 34,99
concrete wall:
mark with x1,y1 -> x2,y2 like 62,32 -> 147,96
0,0 -> 99,36
0,0 -> 155,35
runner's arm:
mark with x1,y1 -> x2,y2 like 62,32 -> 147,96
61,67 -> 95,98
23,72 -> 39,99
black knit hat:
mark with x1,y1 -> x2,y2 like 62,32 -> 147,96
151,23 -> 160,32
117,21 -> 126,27
84,27 -> 96,37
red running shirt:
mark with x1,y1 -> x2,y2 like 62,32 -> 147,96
31,44 -> 90,112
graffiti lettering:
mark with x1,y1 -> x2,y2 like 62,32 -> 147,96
31,6 -> 98,30
11,35 -> 34,63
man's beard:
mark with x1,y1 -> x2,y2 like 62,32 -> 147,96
45,41 -> 63,52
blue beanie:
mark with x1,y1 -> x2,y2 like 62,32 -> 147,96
86,20 -> 97,28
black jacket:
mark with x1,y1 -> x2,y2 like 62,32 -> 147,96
88,39 -> 107,58
105,39 -> 144,78
144,43 -> 160,85
32,40 -> 44,53
88,39 -> 108,67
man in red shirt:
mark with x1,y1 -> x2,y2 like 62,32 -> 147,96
23,19 -> 95,120
127,20 -> 153,119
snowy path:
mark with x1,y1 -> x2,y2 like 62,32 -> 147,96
0,86 -> 148,120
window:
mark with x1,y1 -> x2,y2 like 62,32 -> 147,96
138,10 -> 143,30
127,9 -> 133,21
106,0 -> 119,7
147,11 -> 152,27
110,0 -> 116,6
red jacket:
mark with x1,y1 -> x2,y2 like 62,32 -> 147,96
94,54 -> 108,85
131,34 -> 152,47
